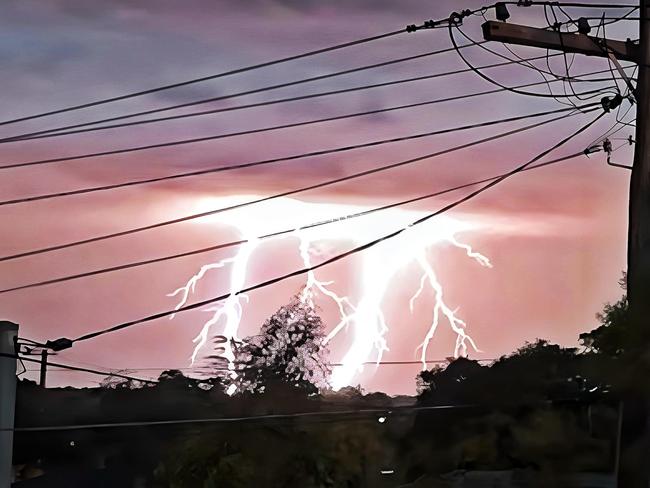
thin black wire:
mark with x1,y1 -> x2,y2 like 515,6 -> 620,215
24,358 -> 499,375
6,403 -> 484,433
503,2 -> 637,8
0,42 -> 491,144
0,106 -> 594,264
0,148 -> 595,295
1,50 -> 559,144
69,110 -> 603,345
550,5 -> 593,104
449,22 -> 619,103
0,72 -> 617,171
554,9 -> 639,29
599,14 -> 625,96
0,352 -> 156,384
0,105 -> 585,207
451,21 -> 617,102
480,8 -> 579,85
485,9 -> 578,108
486,13 -> 573,108
454,22 -> 620,101
586,63 -> 638,147
0,29 -> 406,127
5,394 -> 601,433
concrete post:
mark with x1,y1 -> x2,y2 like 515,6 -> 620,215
0,321 -> 18,488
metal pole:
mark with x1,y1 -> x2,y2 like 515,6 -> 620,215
39,349 -> 47,388
614,401 -> 623,486
0,321 -> 18,487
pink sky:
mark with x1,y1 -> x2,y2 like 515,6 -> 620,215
0,0 -> 637,394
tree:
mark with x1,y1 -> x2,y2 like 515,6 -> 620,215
415,358 -> 485,403
580,273 -> 631,356
232,293 -> 331,395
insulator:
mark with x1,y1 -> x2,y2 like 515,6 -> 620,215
577,18 -> 591,35
495,2 -> 510,22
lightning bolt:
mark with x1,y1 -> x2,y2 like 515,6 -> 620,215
325,220 -> 491,390
298,231 -> 356,340
168,196 -> 491,391
169,239 -> 257,372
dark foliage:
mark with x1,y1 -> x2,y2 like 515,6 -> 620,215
580,274 -> 631,356
232,293 -> 331,395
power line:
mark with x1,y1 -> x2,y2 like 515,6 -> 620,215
24,358 -> 499,374
0,105 -> 586,207
7,404 -> 480,433
477,7 -> 582,110
473,5 -> 630,110
11,56 -> 624,145
449,21 -> 619,101
0,28 -> 407,128
555,14 -> 640,29
5,394 -> 596,433
0,352 -> 156,384
15,351 -> 503,390
0,105 -> 593,263
0,148 -> 600,295
503,2 -> 638,8
0,72 -> 612,171
2,51 -> 568,144
0,42 -> 493,143
64,109 -> 603,346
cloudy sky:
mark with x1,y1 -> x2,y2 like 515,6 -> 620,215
0,0 -> 637,393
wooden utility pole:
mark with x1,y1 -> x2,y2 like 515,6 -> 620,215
483,5 -> 650,485
628,1 -> 650,330
0,321 -> 18,488
483,3 -> 650,332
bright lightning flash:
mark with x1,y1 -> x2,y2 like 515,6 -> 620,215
168,195 -> 491,390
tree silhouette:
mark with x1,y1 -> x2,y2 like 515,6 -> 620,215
580,273 -> 631,356
232,292 -> 331,395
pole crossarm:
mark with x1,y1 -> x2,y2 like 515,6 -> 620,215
482,20 -> 639,63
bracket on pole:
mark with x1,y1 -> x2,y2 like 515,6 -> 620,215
604,138 -> 633,170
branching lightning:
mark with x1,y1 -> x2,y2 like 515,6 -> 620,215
168,195 -> 491,390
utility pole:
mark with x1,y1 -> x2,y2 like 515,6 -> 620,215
482,3 -> 649,335
482,3 -> 649,485
39,349 -> 48,388
627,0 -> 650,331
0,321 -> 18,488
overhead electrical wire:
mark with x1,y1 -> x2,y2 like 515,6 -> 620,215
0,105 -> 596,263
0,105 -> 592,207
501,2 -> 638,9
0,352 -> 156,384
546,5 -> 594,106
0,72 -> 618,171
0,50 -> 566,144
60,109 -> 604,346
477,8 -> 576,109
0,28 -> 407,128
0,42 -> 492,144
553,9 -> 639,30
6,403 -> 484,433
0,2 -> 632,133
24,358 -> 499,376
465,9 -> 617,110
448,21 -> 619,102
588,66 -> 638,147
0,149 -> 601,295
5,393 -> 600,433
